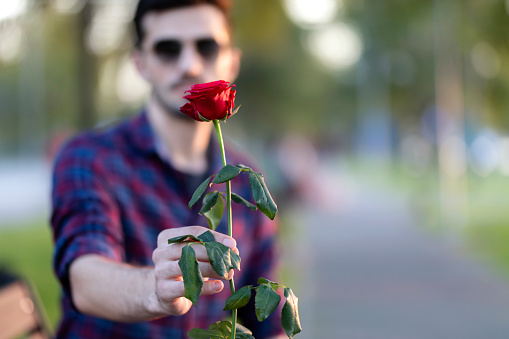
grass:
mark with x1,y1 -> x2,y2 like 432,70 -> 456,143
0,219 -> 60,329
463,174 -> 509,278
465,223 -> 509,277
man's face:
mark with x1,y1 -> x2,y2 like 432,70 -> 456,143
134,4 -> 240,116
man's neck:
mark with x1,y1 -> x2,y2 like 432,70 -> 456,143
146,99 -> 213,175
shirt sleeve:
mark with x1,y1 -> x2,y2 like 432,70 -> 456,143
50,137 -> 125,300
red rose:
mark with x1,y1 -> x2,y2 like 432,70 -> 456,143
180,80 -> 237,122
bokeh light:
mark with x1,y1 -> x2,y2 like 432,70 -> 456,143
306,22 -> 363,71
283,0 -> 341,27
0,23 -> 24,63
115,56 -> 150,104
439,136 -> 467,178
468,131 -> 500,177
86,0 -> 136,55
471,42 -> 500,79
498,138 -> 509,175
51,0 -> 86,14
0,0 -> 27,22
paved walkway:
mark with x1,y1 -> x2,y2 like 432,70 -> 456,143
0,158 -> 50,226
283,170 -> 509,339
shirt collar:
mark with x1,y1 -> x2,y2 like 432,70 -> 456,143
128,110 -> 224,176
129,111 -> 158,155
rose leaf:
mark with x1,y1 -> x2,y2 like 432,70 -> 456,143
204,242 -> 240,279
189,176 -> 213,209
248,171 -> 278,220
212,165 -> 242,184
188,328 -> 225,339
282,288 -> 302,338
168,234 -> 203,245
255,283 -> 281,322
199,191 -> 219,215
231,193 -> 257,211
179,245 -> 203,307
204,193 -> 225,230
223,285 -> 253,311
197,230 -> 216,243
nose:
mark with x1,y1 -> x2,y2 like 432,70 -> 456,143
177,42 -> 203,77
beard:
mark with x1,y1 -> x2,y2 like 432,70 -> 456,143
152,86 -> 193,122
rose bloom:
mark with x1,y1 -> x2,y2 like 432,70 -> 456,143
180,80 -> 236,121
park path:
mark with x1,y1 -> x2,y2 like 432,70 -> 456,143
0,158 -> 50,226
282,166 -> 509,339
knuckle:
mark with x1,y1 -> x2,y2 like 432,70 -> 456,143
160,261 -> 179,278
190,225 -> 206,236
152,248 -> 162,264
176,281 -> 185,296
155,280 -> 166,295
154,263 -> 166,278
157,229 -> 170,245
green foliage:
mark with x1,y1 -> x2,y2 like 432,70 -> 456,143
179,245 -> 203,307
231,193 -> 257,211
254,284 -> 281,322
183,122 -> 299,338
204,242 -> 241,280
223,285 -> 253,311
197,230 -> 216,243
235,164 -> 252,172
282,288 -> 302,338
188,328 -> 224,339
257,277 -> 279,291
168,234 -> 202,244
189,176 -> 213,209
188,321 -> 255,339
209,321 -> 232,337
199,192 -> 221,215
249,171 -> 278,220
212,165 -> 242,184
204,194 -> 225,230
189,164 -> 278,221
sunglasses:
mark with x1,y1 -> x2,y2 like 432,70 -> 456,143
152,38 -> 222,63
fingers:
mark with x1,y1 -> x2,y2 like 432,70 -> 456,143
156,226 -> 239,265
202,280 -> 225,295
153,226 -> 238,310
154,245 -> 240,278
157,226 -> 237,250
155,242 -> 210,261
154,257 -> 233,281
157,278 -> 225,305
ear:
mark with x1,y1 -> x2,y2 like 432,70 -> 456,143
132,49 -> 151,82
228,47 -> 242,82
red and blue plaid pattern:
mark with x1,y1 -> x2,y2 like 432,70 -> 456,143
50,112 -> 282,339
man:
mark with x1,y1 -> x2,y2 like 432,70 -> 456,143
50,1 -> 284,338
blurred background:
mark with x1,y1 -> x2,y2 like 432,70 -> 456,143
2,0 -> 509,338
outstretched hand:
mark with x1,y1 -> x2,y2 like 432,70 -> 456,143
152,226 -> 239,316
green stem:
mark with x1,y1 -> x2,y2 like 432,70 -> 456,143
213,120 -> 237,339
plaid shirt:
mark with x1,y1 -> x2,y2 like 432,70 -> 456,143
51,112 -> 282,339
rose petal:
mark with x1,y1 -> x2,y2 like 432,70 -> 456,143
180,80 -> 236,121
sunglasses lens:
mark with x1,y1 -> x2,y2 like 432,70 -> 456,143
154,40 -> 181,62
196,39 -> 220,59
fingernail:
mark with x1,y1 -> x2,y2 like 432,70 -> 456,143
223,238 -> 236,248
214,280 -> 223,292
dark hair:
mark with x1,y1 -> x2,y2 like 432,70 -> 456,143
134,0 -> 233,48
